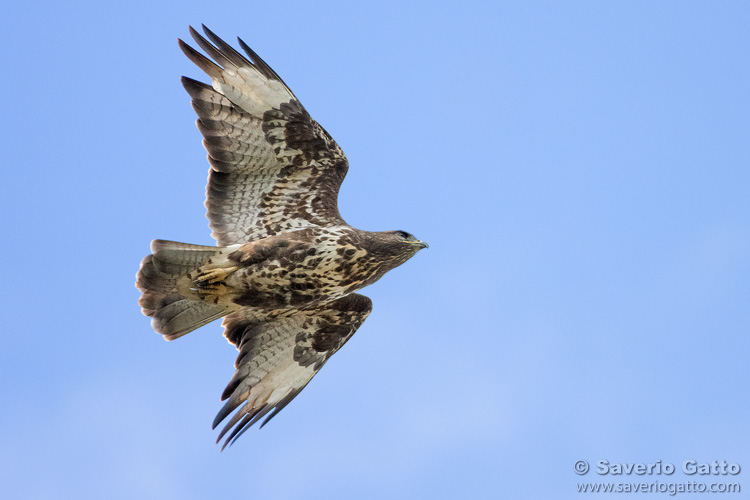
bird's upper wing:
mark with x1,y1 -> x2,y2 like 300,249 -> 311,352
179,26 -> 349,246
213,293 -> 372,448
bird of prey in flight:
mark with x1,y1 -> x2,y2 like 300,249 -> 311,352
136,26 -> 427,448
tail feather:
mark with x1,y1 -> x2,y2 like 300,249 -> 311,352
136,239 -> 233,340
151,296 -> 228,341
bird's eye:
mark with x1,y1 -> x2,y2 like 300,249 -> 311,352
396,231 -> 410,240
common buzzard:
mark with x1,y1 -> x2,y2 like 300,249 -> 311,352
136,26 -> 427,448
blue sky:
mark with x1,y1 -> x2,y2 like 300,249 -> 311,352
2,1 -> 748,499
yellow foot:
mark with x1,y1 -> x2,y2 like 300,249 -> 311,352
191,267 -> 234,292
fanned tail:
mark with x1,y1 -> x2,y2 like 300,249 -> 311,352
136,239 -> 233,340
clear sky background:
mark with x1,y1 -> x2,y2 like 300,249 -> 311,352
1,1 -> 748,499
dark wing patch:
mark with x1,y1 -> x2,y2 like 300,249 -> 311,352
180,26 -> 350,246
214,293 -> 372,449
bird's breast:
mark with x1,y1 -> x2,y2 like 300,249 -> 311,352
228,240 -> 375,309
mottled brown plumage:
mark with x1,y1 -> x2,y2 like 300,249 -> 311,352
136,26 -> 426,448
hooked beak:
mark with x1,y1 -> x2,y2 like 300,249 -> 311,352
413,240 -> 429,250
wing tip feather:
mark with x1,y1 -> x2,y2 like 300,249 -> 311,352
179,38 -> 223,80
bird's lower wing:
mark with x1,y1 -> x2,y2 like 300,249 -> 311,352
214,293 -> 372,448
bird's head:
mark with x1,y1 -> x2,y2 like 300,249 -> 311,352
390,230 -> 429,251
372,230 -> 428,265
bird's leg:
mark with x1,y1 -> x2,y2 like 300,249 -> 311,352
191,267 -> 235,294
